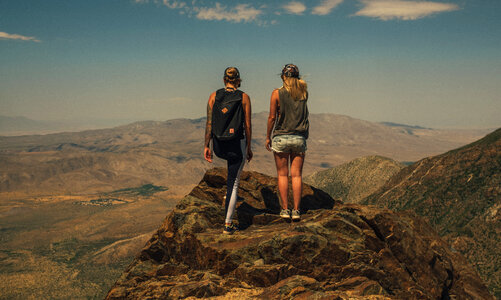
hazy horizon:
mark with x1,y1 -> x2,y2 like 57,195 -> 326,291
1,0 -> 500,129
1,111 -> 498,133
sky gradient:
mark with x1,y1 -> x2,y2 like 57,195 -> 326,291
1,0 -> 500,129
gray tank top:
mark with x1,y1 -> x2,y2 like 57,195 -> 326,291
273,87 -> 309,139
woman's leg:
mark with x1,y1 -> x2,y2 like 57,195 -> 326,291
290,152 -> 305,211
274,152 -> 290,210
224,139 -> 246,224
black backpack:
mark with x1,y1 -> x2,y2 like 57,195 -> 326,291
211,88 -> 245,141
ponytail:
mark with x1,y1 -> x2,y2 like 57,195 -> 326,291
282,76 -> 307,101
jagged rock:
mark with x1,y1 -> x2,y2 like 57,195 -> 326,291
106,168 -> 493,299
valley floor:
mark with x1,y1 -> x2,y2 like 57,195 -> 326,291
0,191 -> 177,299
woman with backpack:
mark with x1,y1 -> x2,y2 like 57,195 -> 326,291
204,67 -> 253,234
265,64 -> 309,221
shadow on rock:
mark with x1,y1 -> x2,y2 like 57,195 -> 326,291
189,168 -> 338,230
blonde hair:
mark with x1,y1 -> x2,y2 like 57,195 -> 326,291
282,76 -> 307,101
224,67 -> 241,87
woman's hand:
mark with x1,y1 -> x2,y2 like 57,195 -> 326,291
204,146 -> 213,163
246,147 -> 253,162
265,137 -> 272,152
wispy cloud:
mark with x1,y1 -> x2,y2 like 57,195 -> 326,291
162,0 -> 186,10
195,3 -> 262,23
355,0 -> 459,20
283,1 -> 307,15
312,0 -> 344,15
134,0 -> 459,24
143,1 -> 264,24
0,31 -> 40,42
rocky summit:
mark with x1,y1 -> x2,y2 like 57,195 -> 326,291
106,168 -> 492,299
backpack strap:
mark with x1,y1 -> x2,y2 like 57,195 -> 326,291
215,88 -> 226,103
234,90 -> 244,98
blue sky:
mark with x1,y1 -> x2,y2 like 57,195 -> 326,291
1,0 -> 500,128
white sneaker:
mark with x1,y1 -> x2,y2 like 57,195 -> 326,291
280,209 -> 291,219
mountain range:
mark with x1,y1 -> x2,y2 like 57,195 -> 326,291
0,115 -> 134,136
0,112 -> 489,198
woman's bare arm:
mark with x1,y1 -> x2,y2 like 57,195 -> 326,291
242,92 -> 253,162
204,92 -> 216,162
266,89 -> 279,151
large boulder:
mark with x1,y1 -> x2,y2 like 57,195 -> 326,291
106,168 -> 492,299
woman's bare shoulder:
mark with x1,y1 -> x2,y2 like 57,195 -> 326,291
271,88 -> 280,98
207,91 -> 217,108
241,91 -> 251,101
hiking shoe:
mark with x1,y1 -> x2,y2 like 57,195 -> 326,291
291,209 -> 301,221
280,209 -> 291,219
223,223 -> 238,235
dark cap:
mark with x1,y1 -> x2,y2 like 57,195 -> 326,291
224,67 -> 240,80
281,64 -> 299,78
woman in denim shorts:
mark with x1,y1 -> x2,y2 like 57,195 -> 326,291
265,64 -> 309,221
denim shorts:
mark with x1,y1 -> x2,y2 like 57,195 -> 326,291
271,135 -> 307,154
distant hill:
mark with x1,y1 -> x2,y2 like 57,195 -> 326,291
0,115 -> 133,136
380,121 -> 428,129
379,122 -> 429,135
305,156 -> 404,203
364,128 -> 501,297
0,112 -> 490,198
0,115 -> 62,134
